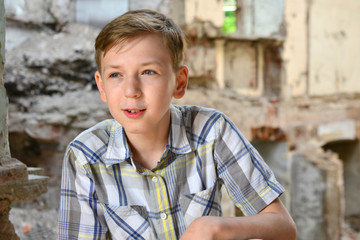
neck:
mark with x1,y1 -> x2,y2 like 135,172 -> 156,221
126,123 -> 170,170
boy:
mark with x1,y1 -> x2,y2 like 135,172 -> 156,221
58,9 -> 296,240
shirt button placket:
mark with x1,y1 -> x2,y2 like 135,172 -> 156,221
151,174 -> 175,238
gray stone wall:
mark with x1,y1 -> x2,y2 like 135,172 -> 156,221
0,0 -> 10,157
4,0 -> 75,25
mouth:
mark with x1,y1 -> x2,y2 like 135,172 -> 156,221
126,109 -> 141,113
123,108 -> 145,118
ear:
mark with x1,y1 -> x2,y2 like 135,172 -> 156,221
95,70 -> 108,103
173,65 -> 189,99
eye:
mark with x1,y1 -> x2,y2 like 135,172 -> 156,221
109,73 -> 121,78
142,70 -> 156,75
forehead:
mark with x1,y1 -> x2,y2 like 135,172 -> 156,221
100,34 -> 174,71
102,33 -> 169,59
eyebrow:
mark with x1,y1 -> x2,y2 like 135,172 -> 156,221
103,60 -> 165,72
139,59 -> 165,67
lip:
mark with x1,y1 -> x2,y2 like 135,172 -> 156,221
123,108 -> 145,118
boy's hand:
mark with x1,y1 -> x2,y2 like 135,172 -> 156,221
179,198 -> 296,240
180,216 -> 224,240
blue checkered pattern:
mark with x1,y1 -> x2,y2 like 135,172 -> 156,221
58,105 -> 284,239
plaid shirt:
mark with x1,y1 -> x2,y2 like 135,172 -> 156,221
58,105 -> 284,240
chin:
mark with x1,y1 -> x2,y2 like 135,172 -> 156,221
123,125 -> 147,134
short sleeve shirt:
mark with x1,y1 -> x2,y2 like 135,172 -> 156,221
58,105 -> 284,240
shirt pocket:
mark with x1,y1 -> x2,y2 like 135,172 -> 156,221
103,204 -> 155,240
179,180 -> 223,227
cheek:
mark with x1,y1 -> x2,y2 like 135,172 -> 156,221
102,86 -> 121,105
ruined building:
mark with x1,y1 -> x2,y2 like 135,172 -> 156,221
1,0 -> 360,239
0,0 -> 48,239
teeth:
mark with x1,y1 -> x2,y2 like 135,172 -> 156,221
127,109 -> 140,113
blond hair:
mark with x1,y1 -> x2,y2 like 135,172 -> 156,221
95,9 -> 186,71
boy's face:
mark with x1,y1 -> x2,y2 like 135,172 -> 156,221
95,33 -> 188,137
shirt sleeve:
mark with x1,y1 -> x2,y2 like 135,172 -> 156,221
58,145 -> 109,239
214,114 -> 285,216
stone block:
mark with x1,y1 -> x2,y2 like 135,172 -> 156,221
0,156 -> 48,202
0,157 -> 27,185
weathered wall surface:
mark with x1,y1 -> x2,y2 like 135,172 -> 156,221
224,41 -> 257,89
76,0 -> 128,28
4,0 -> 75,25
0,0 -> 10,157
282,0 -> 308,98
185,0 -> 224,28
236,0 -> 284,37
308,0 -> 360,96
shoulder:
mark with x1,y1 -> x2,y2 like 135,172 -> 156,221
172,104 -> 226,122
66,119 -> 119,163
171,104 -> 230,142
73,119 -> 116,143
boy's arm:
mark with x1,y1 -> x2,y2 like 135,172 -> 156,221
180,198 -> 296,240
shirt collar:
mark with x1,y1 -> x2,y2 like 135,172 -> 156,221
167,105 -> 193,154
103,120 -> 131,167
103,105 -> 192,168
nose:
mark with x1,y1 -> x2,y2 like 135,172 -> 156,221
124,75 -> 141,98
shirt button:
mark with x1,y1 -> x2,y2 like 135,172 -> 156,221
160,212 -> 167,220
152,176 -> 158,183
